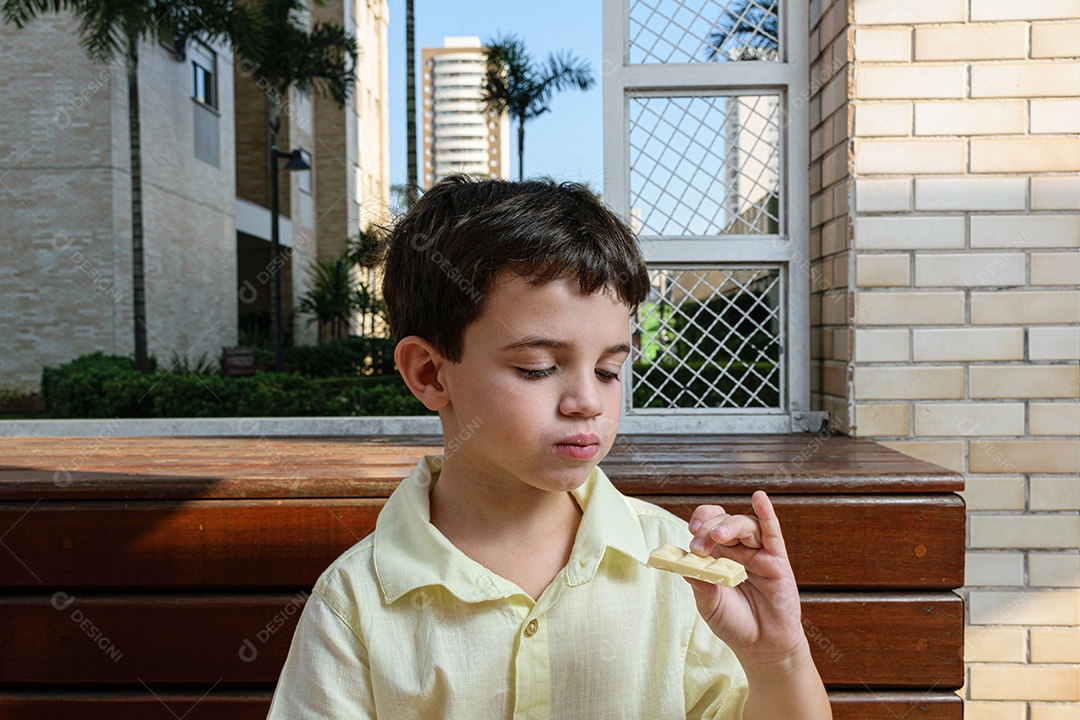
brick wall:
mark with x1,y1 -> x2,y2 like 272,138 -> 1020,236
812,0 -> 1080,712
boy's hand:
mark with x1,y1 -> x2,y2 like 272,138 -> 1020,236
683,490 -> 807,666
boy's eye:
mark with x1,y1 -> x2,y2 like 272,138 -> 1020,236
517,367 -> 554,379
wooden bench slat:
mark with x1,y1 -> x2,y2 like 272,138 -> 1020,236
0,690 -> 962,719
0,495 -> 963,590
0,593 -> 962,689
0,435 -> 962,500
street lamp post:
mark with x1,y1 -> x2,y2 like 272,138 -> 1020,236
269,145 -> 311,373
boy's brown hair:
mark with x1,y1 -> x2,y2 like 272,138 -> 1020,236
380,175 -> 651,363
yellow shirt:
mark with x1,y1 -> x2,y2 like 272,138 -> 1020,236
267,454 -> 748,719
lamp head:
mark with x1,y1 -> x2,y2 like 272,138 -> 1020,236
283,149 -> 311,172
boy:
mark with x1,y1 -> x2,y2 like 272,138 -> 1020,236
267,177 -> 831,719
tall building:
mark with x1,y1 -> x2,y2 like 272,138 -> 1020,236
0,0 -> 389,390
421,36 -> 510,186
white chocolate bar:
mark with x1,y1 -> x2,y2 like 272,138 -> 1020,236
646,543 -> 748,587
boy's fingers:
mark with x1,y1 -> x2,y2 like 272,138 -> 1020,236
704,514 -> 762,549
750,490 -> 788,558
688,504 -> 727,534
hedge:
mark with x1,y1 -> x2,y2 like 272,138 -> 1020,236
41,352 -> 432,419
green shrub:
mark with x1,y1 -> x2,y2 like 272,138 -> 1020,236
283,335 -> 397,378
41,353 -> 156,418
40,352 -> 428,418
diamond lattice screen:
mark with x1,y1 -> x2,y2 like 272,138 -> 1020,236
629,0 -> 781,64
631,267 -> 783,410
629,94 -> 781,238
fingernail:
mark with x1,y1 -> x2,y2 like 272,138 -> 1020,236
689,519 -> 701,533
711,525 -> 728,539
690,538 -> 705,553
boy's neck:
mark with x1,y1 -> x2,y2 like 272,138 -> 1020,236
427,454 -> 585,600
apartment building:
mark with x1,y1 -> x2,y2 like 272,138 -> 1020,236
421,36 -> 510,185
0,0 -> 389,390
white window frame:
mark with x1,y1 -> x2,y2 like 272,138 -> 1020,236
604,0 -> 824,434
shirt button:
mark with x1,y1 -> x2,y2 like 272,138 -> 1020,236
524,619 -> 539,637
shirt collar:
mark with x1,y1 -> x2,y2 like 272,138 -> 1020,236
373,454 -> 650,604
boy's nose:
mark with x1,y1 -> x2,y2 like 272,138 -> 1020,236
558,371 -> 605,418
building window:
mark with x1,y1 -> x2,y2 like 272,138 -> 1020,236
297,149 -> 312,193
190,42 -> 216,109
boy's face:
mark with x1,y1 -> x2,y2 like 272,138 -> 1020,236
437,271 -> 631,494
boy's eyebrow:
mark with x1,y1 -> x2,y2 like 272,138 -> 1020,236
501,336 -> 632,356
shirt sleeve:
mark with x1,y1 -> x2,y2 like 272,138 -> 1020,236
683,612 -> 749,720
266,589 -> 376,719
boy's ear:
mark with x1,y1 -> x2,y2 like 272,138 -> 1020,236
394,336 -> 451,412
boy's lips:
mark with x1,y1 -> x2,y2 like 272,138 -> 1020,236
554,433 -> 600,460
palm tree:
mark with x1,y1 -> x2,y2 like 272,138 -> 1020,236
480,33 -> 594,181
704,0 -> 779,61
404,0 -> 418,202
2,0 -> 258,373
240,0 -> 357,169
297,257 -> 353,343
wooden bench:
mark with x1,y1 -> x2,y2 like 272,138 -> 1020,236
0,434 -> 964,717
220,347 -> 279,377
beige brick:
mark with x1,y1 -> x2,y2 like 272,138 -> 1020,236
854,102 -> 912,137
970,440 -> 1080,474
914,178 -> 1027,212
1034,709 -> 1080,720
965,552 -> 1025,587
971,366 -> 1080,399
1032,23 -> 1080,58
855,216 -> 966,250
1030,553 -> 1080,588
916,327 -> 1026,362
972,291 -> 1080,324
914,402 -> 1025,436
972,138 -> 1080,173
1031,327 -> 1080,362
854,327 -> 909,362
855,178 -> 911,212
972,0 -> 1080,21
1032,252 -> 1080,286
970,590 -> 1080,625
856,253 -> 910,287
970,665 -> 1080,701
1031,476 -> 1080,511
914,101 -> 1026,136
1031,706 -> 1080,720
1031,628 -> 1080,662
855,366 -> 965,399
915,24 -> 1027,61
972,515 -> 1080,549
856,290 -> 966,325
877,439 -> 965,471
1032,100 -> 1080,134
855,138 -> 967,174
1033,177 -> 1080,211
1030,403 -> 1080,436
914,253 -> 1026,288
964,702 -> 1027,720
855,65 -> 967,100
971,215 -> 1080,249
964,627 -> 1026,665
854,0 -> 966,24
972,63 -> 1080,98
853,402 -> 909,435
853,27 -> 911,62
962,475 -> 1027,510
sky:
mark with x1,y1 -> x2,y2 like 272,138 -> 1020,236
385,0 -> 605,191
